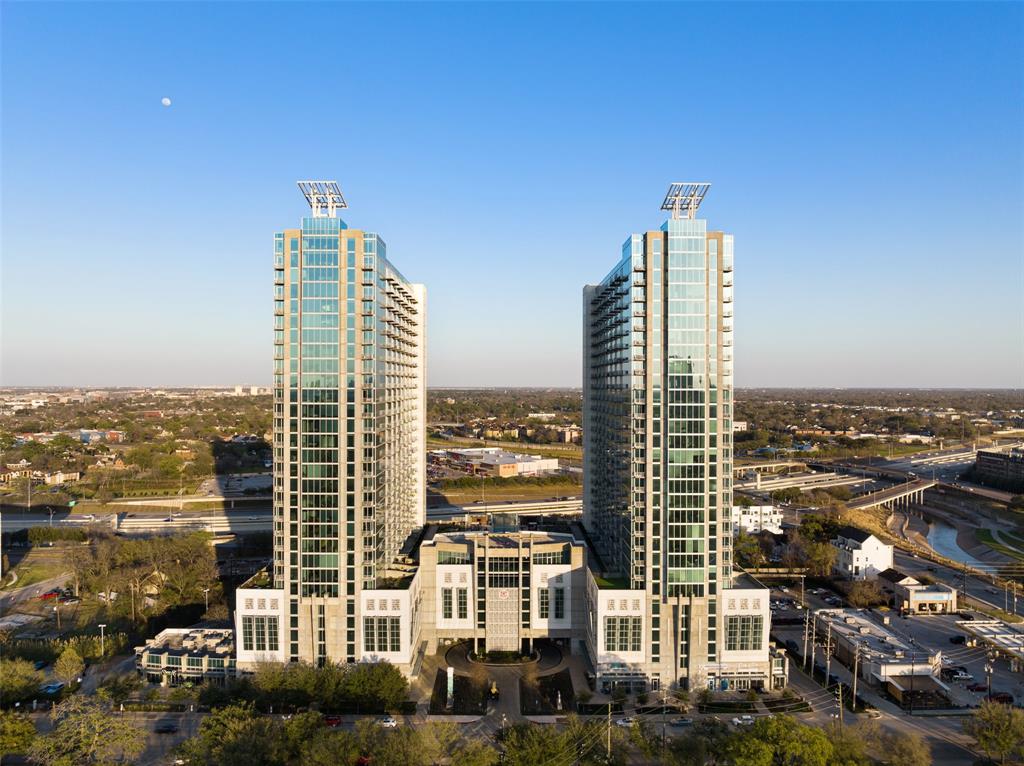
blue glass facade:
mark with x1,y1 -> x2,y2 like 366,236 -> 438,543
273,213 -> 425,666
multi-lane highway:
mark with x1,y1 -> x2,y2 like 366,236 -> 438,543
1,497 -> 584,537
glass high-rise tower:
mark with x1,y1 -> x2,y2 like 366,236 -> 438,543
584,184 -> 776,692
270,182 -> 425,665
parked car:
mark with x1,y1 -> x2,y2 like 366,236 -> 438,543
155,721 -> 179,734
669,717 -> 694,727
952,672 -> 973,681
378,716 -> 398,728
989,692 -> 1014,705
949,635 -> 967,645
38,682 -> 64,696
731,715 -> 755,726
967,683 -> 988,693
324,715 -> 343,727
38,590 -> 61,601
33,660 -> 48,670
614,717 -> 637,728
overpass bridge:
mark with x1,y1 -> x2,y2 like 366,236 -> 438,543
733,460 -> 806,475
847,478 -> 936,511
735,471 -> 869,493
426,498 -> 583,520
107,498 -> 585,534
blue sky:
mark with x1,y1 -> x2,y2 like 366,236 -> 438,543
2,2 -> 1021,388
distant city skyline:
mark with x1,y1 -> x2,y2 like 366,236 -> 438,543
2,2 -> 1022,389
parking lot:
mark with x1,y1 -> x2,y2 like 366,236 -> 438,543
889,612 -> 1024,707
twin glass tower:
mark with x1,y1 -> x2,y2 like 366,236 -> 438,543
254,180 -> 771,690
272,182 -> 425,664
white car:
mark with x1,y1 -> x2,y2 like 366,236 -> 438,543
614,717 -> 637,728
378,715 -> 398,728
732,715 -> 755,726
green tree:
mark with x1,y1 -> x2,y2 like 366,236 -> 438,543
28,696 -> 144,766
0,710 -> 37,756
502,724 -> 574,766
726,715 -> 833,766
282,711 -> 324,761
847,580 -> 885,608
883,731 -> 930,766
734,532 -> 766,568
300,729 -> 361,766
804,541 -> 838,577
177,702 -> 287,766
827,724 -> 872,766
0,659 -> 44,706
965,701 -> 1024,764
456,738 -> 501,766
54,645 -> 85,688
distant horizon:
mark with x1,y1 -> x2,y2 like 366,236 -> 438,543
1,384 -> 1022,393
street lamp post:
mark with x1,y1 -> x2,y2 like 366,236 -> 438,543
203,588 -> 210,612
986,652 -> 996,701
53,604 -> 61,631
98,624 -> 107,657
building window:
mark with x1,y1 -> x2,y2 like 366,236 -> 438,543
457,588 -> 468,620
538,588 -> 550,619
364,617 -> 376,653
266,617 -> 279,651
255,617 -> 267,651
604,616 -> 642,652
242,616 -> 254,651
725,615 -> 763,652
553,587 -> 565,620
363,617 -> 401,654
442,588 -> 453,620
388,617 -> 401,652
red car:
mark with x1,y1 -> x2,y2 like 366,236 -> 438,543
967,683 -> 988,693
323,715 -> 343,727
38,590 -> 61,601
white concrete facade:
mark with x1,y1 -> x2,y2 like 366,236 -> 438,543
831,527 -> 893,581
732,505 -> 783,535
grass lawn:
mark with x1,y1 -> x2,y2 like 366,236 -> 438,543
1,549 -> 68,591
997,530 -> 1024,550
430,482 -> 581,505
977,529 -> 1024,562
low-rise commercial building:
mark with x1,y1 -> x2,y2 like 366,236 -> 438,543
830,526 -> 893,581
431,448 -> 559,478
877,569 -> 958,614
814,609 -> 946,705
135,627 -> 236,685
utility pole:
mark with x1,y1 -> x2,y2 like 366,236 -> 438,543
809,612 -> 818,672
606,701 -> 612,762
802,609 -> 810,669
836,684 -> 844,732
98,624 -> 107,658
909,652 -> 916,716
825,621 -> 833,685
